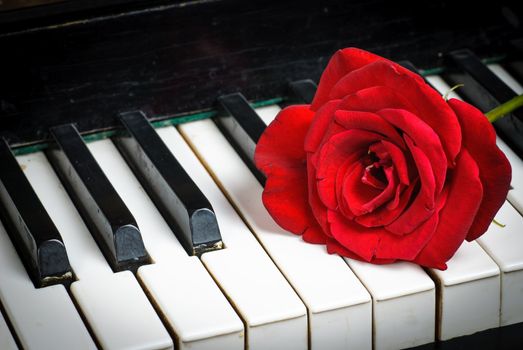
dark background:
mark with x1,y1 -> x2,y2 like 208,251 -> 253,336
0,0 -> 521,146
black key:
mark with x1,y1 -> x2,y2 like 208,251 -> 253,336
288,79 -> 317,104
215,93 -> 266,185
115,111 -> 223,256
444,49 -> 523,158
0,138 -> 72,287
47,124 -> 149,272
398,60 -> 419,74
505,38 -> 523,87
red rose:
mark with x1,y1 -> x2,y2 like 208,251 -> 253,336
254,48 -> 512,270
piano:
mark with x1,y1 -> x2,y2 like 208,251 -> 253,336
0,0 -> 522,349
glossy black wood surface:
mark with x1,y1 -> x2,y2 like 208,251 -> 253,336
115,111 -> 223,256
0,139 -> 72,287
0,0 -> 521,146
47,124 -> 149,271
215,93 -> 267,185
288,79 -> 317,105
444,49 -> 523,159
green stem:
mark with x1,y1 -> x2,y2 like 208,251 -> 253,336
486,94 -> 523,123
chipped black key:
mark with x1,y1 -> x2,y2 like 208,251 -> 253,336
115,111 -> 223,256
288,79 -> 317,104
47,124 -> 149,272
0,138 -> 72,287
215,93 -> 267,184
445,49 -> 523,158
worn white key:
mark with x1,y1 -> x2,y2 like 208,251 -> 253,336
477,201 -> 523,326
488,63 -> 523,94
486,64 -> 523,214
87,139 -> 244,350
18,152 -> 173,350
157,126 -> 308,350
497,139 -> 523,215
0,310 -> 17,350
0,220 -> 95,350
178,119 -> 373,349
255,104 -> 283,125
347,260 -> 435,350
425,75 -> 461,100
429,242 -> 500,340
427,75 -> 514,339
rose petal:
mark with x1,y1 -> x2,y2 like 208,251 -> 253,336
344,164 -> 398,216
311,48 -> 384,111
312,48 -> 424,111
338,85 -> 413,113
326,237 -> 396,264
336,158 -> 358,219
304,99 -> 342,153
262,162 -> 326,244
255,104 -> 314,175
329,61 -> 461,164
328,206 -> 438,262
385,135 -> 436,235
380,140 -> 411,185
413,149 -> 483,269
328,210 -> 380,261
377,108 -> 447,194
448,99 -> 512,240
375,212 -> 439,260
307,154 -> 331,236
315,129 -> 382,209
334,110 -> 405,148
356,179 -> 417,227
343,162 -> 381,216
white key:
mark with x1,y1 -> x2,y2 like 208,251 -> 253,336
429,242 -> 500,340
0,310 -> 17,350
427,75 -> 515,339
488,63 -> 523,94
346,260 -> 435,350
178,119 -> 373,350
87,139 -> 244,350
17,152 -> 173,350
0,221 -> 95,350
425,75 -> 461,100
477,201 -> 523,326
157,126 -> 308,350
255,104 -> 283,125
497,139 -> 523,215
486,64 -> 523,214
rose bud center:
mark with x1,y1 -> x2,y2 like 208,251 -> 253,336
344,142 -> 401,217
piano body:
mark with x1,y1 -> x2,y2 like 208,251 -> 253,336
0,0 -> 522,349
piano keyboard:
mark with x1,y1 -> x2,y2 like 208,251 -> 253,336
0,60 -> 522,350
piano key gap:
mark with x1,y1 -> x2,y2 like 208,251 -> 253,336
423,267 -> 443,341
0,296 -> 24,350
65,286 -> 104,350
134,272 -> 181,348
193,259 -> 249,349
177,124 -> 313,349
